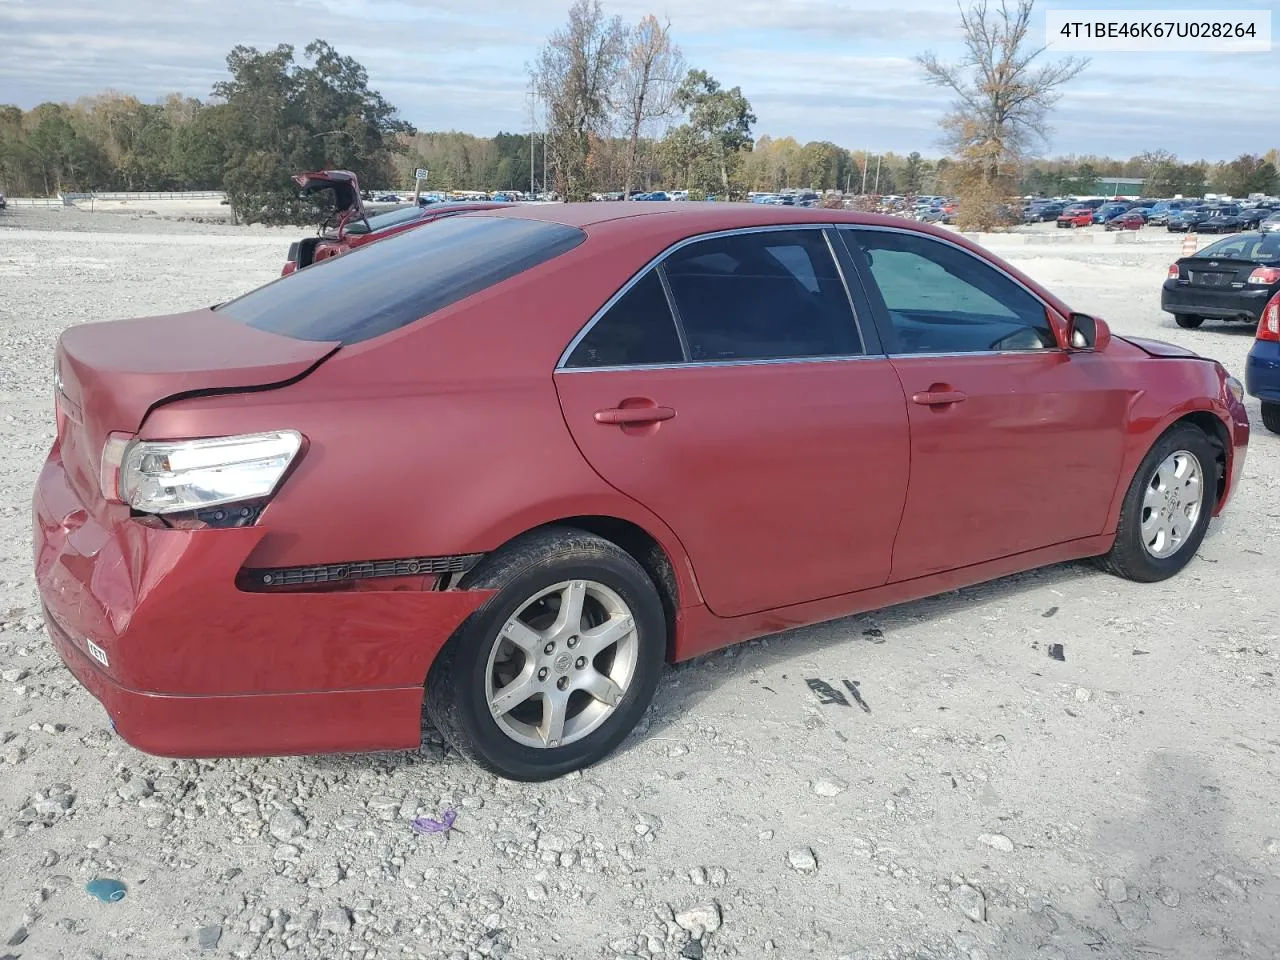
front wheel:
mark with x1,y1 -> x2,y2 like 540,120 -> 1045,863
1097,423 -> 1218,582
1262,402 -> 1280,434
1174,314 -> 1204,329
426,527 -> 666,781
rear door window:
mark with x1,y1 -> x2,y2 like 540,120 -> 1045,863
564,270 -> 684,368
660,229 -> 862,361
217,216 -> 585,344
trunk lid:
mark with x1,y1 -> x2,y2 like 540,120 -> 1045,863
1179,255 -> 1274,289
294,170 -> 367,239
54,309 -> 338,514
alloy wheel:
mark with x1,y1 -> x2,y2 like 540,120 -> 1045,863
483,579 -> 639,749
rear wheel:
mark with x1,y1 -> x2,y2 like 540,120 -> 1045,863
425,527 -> 666,781
1097,423 -> 1217,582
1174,314 -> 1204,329
1262,402 -> 1280,435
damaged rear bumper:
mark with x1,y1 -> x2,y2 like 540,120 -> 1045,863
33,445 -> 492,758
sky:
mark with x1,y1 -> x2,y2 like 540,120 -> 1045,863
0,0 -> 1277,161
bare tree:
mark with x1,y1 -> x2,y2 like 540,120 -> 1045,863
531,0 -> 626,201
619,15 -> 685,198
917,0 -> 1086,226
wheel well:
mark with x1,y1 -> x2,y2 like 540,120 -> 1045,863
1174,411 -> 1229,505
530,516 -> 680,662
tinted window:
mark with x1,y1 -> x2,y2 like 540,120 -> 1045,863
661,230 -> 861,362
217,216 -> 585,344
1196,233 -> 1280,260
845,228 -> 1056,354
565,270 -> 684,368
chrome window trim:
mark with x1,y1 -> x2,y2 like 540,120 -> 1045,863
555,353 -> 884,375
883,349 -> 1065,360
840,223 -> 1070,356
556,223 -> 868,371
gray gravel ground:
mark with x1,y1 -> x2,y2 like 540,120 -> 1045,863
1,207 -> 1278,960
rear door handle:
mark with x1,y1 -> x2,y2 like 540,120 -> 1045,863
594,406 -> 676,425
911,389 -> 967,406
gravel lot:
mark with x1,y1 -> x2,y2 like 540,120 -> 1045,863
1,206 -> 1278,960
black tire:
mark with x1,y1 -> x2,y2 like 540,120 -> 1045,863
1262,402 -> 1280,435
1174,315 -> 1204,329
425,526 -> 666,781
1097,423 -> 1218,583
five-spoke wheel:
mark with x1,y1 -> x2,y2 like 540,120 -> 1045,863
426,527 -> 665,781
485,579 -> 639,749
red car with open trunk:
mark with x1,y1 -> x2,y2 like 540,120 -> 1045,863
282,170 -> 509,275
35,203 -> 1249,780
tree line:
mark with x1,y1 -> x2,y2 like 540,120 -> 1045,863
0,40 -> 409,223
1,2 -> 1277,222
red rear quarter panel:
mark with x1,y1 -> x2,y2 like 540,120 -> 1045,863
142,224 -> 712,607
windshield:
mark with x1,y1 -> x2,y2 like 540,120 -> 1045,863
1195,233 -> 1280,260
217,216 -> 586,344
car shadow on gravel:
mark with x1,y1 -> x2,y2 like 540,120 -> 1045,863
633,558 -> 1101,745
994,750 -> 1280,959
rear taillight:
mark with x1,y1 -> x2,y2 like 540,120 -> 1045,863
1167,264 -> 1181,280
1247,266 -> 1280,285
1258,292 -> 1280,342
99,432 -> 134,503
118,431 -> 303,515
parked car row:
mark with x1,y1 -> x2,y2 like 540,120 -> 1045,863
750,191 -> 820,207
1042,195 -> 1280,233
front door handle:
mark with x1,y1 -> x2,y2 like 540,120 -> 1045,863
594,405 -> 676,425
911,389 -> 967,406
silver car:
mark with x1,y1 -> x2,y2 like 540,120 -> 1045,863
1261,212 -> 1280,233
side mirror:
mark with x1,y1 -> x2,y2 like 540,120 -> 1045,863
1067,312 -> 1110,351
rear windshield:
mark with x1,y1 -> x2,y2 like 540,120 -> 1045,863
216,216 -> 585,344
1195,233 -> 1280,260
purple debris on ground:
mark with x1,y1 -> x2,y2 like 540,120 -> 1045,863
411,809 -> 457,835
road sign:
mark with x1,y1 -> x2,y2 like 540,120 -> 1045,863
1181,234 -> 1197,257
415,168 -> 429,181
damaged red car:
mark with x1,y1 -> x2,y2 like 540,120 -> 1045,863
281,170 -> 508,275
35,204 -> 1249,780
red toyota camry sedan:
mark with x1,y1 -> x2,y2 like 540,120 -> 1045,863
34,204 -> 1249,780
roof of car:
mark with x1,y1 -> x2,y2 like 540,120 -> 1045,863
452,201 -> 1076,321
470,200 -> 940,231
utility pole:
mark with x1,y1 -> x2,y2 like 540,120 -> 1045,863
861,154 -> 869,195
527,81 -> 536,198
873,155 -> 881,195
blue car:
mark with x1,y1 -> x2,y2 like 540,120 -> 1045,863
1230,234 -> 1280,432
1094,202 -> 1132,223
1247,299 -> 1280,433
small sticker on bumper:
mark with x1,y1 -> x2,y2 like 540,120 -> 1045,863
86,639 -> 109,668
